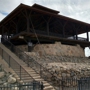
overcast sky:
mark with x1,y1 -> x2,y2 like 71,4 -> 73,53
0,0 -> 90,56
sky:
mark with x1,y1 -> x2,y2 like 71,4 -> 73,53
0,0 -> 90,56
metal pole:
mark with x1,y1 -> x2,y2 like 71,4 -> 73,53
9,56 -> 10,67
2,49 -> 3,59
27,56 -> 29,67
78,80 -> 81,90
33,81 -> 36,90
20,66 -> 21,80
86,31 -> 89,41
19,83 -> 21,90
41,82 -> 44,90
40,65 -> 42,77
61,78 -> 64,90
59,80 -> 60,90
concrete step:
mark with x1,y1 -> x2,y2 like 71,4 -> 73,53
44,86 -> 54,90
0,43 -> 55,90
34,78 -> 44,81
21,77 -> 32,80
30,73 -> 40,76
31,75 -> 41,78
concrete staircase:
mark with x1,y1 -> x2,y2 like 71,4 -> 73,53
0,43 -> 55,90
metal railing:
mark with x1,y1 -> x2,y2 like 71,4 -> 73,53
2,38 -> 90,90
0,45 -> 34,82
78,77 -> 90,90
67,36 -> 87,41
0,81 -> 44,90
1,38 -> 61,90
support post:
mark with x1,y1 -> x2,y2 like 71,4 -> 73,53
20,66 -> 21,80
84,26 -> 89,41
62,21 -> 68,38
75,29 -> 78,40
47,22 -> 49,35
9,56 -> 10,67
16,24 -> 18,34
8,30 -> 9,39
28,41 -> 33,52
27,17 -> 30,32
1,26 -> 4,43
2,49 -> 3,59
62,28 -> 65,38
25,10 -> 30,32
86,31 -> 89,41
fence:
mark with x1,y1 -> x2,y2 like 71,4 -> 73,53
78,77 -> 90,90
0,46 -> 34,82
1,38 -> 90,90
0,81 -> 43,90
53,77 -> 90,90
1,38 -> 59,90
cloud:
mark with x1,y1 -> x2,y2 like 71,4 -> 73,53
0,0 -> 90,56
0,13 -> 6,21
0,0 -> 33,13
0,0 -> 90,23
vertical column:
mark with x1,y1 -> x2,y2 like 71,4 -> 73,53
62,28 -> 65,38
25,10 -> 30,32
73,30 -> 75,39
28,40 -> 33,52
2,26 -> 4,37
1,26 -> 4,43
27,17 -> 30,32
86,29 -> 89,41
47,22 -> 49,35
85,26 -> 89,42
15,17 -> 19,34
16,24 -> 18,34
62,21 -> 68,38
7,27 -> 10,39
75,29 -> 78,40
8,30 -> 10,39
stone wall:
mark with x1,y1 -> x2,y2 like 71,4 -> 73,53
0,64 -> 17,86
33,42 -> 85,57
15,45 -> 28,52
15,42 -> 85,57
21,51 -> 90,87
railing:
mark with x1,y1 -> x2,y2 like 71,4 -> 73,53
31,29 -> 88,42
67,36 -> 87,41
1,38 -> 61,90
0,81 -> 43,90
0,45 -> 34,82
2,38 -> 90,90
78,77 -> 90,90
78,37 -> 87,41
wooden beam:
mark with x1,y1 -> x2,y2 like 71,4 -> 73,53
47,22 -> 49,35
86,27 -> 89,41
63,21 -> 68,38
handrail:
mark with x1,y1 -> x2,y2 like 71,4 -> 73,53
2,37 -> 55,76
0,40 -> 34,82
2,37 -> 61,89
3,36 -> 89,90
